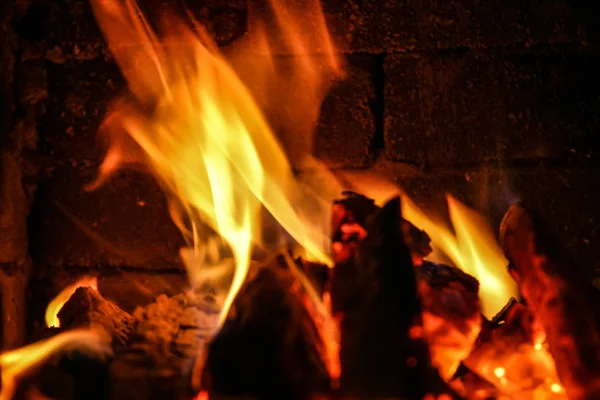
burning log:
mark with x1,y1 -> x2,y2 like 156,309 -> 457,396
331,196 -> 456,398
58,287 -> 136,346
416,261 -> 482,382
331,191 -> 432,266
203,262 -> 331,399
499,202 -> 600,399
109,291 -> 219,400
461,299 -> 563,398
331,191 -> 482,388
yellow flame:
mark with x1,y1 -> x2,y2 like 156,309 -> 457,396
0,330 -> 111,400
338,173 -> 518,319
402,194 -> 518,318
45,276 -> 98,328
88,0 -> 342,330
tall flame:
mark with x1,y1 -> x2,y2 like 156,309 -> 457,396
341,173 -> 518,318
87,0 -> 342,331
45,276 -> 98,328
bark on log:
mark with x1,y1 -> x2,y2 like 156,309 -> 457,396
499,202 -> 600,400
58,287 -> 136,346
331,196 -> 456,398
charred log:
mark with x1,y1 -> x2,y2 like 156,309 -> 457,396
331,196 -> 455,398
331,191 -> 432,265
58,287 -> 136,346
416,261 -> 482,381
108,292 -> 219,400
204,264 -> 331,399
499,202 -> 600,400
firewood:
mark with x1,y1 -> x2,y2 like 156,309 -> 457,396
58,287 -> 136,346
203,263 -> 331,400
331,196 -> 457,398
108,291 -> 219,400
331,191 -> 432,265
499,202 -> 600,400
416,261 -> 482,381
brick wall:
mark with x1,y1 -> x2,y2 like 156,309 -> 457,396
2,0 -> 600,330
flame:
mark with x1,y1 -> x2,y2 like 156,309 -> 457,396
402,194 -> 518,318
88,0 -> 342,333
0,330 -> 111,400
45,276 -> 98,328
338,173 -> 518,319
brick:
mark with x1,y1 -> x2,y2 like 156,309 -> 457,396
0,152 -> 29,264
18,62 -> 47,105
339,0 -> 421,53
424,0 -> 580,50
385,50 -> 600,166
383,54 -> 424,164
15,0 -> 590,62
231,55 -> 375,168
345,162 -> 600,277
154,0 -> 247,46
244,0 -> 421,54
40,59 -> 124,159
314,56 -> 377,168
29,164 -> 185,269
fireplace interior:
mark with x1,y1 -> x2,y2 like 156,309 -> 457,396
2,0 -> 600,399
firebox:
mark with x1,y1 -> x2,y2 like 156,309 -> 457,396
2,0 -> 600,399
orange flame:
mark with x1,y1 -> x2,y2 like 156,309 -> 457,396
0,330 -> 111,400
339,174 -> 518,319
402,194 -> 519,318
88,0 -> 342,334
45,276 -> 98,328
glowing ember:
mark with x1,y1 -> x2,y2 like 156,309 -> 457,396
45,276 -> 98,328
535,342 -> 543,351
551,383 -> 563,393
0,330 -> 111,400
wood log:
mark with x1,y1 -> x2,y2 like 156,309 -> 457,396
416,261 -> 482,381
330,196 -> 457,398
204,263 -> 331,400
58,287 -> 136,346
108,291 -> 219,400
331,191 -> 432,266
499,201 -> 600,400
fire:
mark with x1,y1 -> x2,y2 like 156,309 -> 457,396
338,173 -> 518,318
45,276 -> 98,328
88,0 -> 342,368
0,330 -> 111,400
401,194 -> 519,318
